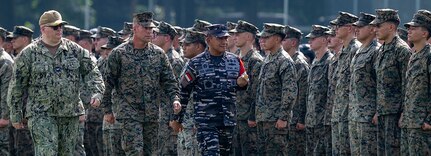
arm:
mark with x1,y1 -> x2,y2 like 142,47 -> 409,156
0,59 -> 13,119
296,63 -> 309,124
80,48 -> 105,107
278,60 -> 298,122
8,52 -> 30,124
247,60 -> 262,121
176,62 -> 197,123
159,52 -> 180,121
398,47 -> 411,112
100,49 -> 120,113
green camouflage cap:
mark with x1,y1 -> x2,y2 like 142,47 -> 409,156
63,25 -> 80,37
330,11 -> 358,26
173,26 -> 184,36
404,9 -> 431,31
155,21 -> 178,39
180,29 -> 206,44
0,27 -> 7,39
5,32 -> 13,42
193,19 -> 212,32
284,25 -> 303,40
101,36 -> 123,49
226,21 -> 238,31
8,26 -> 34,38
305,25 -> 331,38
91,26 -> 116,38
78,29 -> 93,40
353,12 -> 376,27
370,9 -> 400,25
230,20 -> 259,34
133,12 -> 157,28
324,28 -> 336,36
397,28 -> 408,42
257,23 -> 285,38
118,22 -> 132,35
153,20 -> 160,27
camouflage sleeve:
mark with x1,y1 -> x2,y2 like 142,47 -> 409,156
177,62 -> 197,123
159,52 -> 180,118
80,48 -> 105,104
398,47 -> 411,112
7,52 -> 30,123
295,63 -> 309,124
101,49 -> 120,114
278,61 -> 298,122
248,60 -> 262,121
426,56 -> 431,124
0,59 -> 13,119
172,58 -> 185,81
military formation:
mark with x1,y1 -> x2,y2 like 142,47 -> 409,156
0,7 -> 430,156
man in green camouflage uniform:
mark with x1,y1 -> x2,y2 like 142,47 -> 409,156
399,10 -> 431,155
99,36 -> 126,156
230,20 -> 262,156
176,28 -> 207,156
304,25 -> 333,156
256,23 -> 297,155
330,12 -> 360,156
282,25 -> 309,156
369,9 -> 411,156
8,10 -> 104,156
0,27 -> 13,156
8,25 -> 35,156
101,12 -> 180,155
152,21 -> 185,156
348,12 -> 380,155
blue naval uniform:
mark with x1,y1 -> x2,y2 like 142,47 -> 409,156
178,50 -> 246,156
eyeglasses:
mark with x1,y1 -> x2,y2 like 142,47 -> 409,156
47,25 -> 63,31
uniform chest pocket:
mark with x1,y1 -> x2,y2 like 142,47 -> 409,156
32,62 -> 52,74
63,58 -> 80,70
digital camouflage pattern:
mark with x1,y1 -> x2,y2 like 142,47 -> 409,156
0,50 -> 13,156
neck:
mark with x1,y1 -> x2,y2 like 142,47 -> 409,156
286,47 -> 298,57
42,35 -> 60,46
133,36 -> 148,49
412,40 -> 427,53
209,47 -> 224,56
384,33 -> 397,44
359,36 -> 375,48
315,47 -> 328,61
229,46 -> 237,53
239,43 -> 253,57
162,43 -> 173,53
268,45 -> 281,55
342,34 -> 355,48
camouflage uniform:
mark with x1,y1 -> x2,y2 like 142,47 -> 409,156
102,12 -> 179,156
329,12 -> 360,156
348,13 -> 379,156
0,30 -> 13,155
229,20 -> 262,156
283,26 -> 309,156
303,25 -> 333,156
8,23 -> 104,156
255,23 -> 298,156
370,9 -> 412,156
176,24 -> 246,156
399,10 -> 431,156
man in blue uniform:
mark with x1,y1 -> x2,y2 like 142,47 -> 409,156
173,24 -> 248,156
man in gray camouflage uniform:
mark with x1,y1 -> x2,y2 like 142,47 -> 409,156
349,12 -> 380,155
0,27 -> 13,156
370,9 -> 411,156
399,9 -> 431,155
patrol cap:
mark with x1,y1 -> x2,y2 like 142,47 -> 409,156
118,22 -> 132,35
180,29 -> 206,44
353,12 -> 376,27
226,21 -> 238,32
230,20 -> 259,35
404,9 -> 431,31
193,19 -> 212,32
330,11 -> 358,26
91,26 -> 116,38
206,24 -> 230,38
305,25 -> 331,39
8,26 -> 34,38
370,9 -> 400,25
5,32 -> 13,42
284,25 -> 303,40
155,21 -> 178,39
63,25 -> 80,37
0,27 -> 7,39
101,36 -> 123,49
173,26 -> 184,37
133,11 -> 157,28
78,29 -> 93,41
324,28 -> 336,36
257,23 -> 285,38
39,10 -> 68,26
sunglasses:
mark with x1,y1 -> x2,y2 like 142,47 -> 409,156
47,25 -> 63,31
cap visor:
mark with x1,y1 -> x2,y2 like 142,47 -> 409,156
404,22 -> 420,28
46,20 -> 68,26
257,32 -> 274,38
353,21 -> 367,27
305,33 -> 316,39
369,19 -> 381,25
